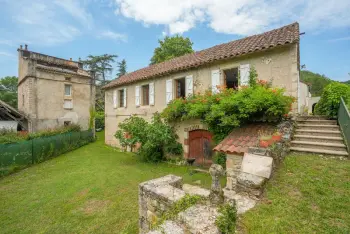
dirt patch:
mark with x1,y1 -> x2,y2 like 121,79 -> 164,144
288,188 -> 302,199
77,188 -> 90,197
80,199 -> 110,215
310,203 -> 320,213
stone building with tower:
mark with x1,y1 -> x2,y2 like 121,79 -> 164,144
17,45 -> 94,132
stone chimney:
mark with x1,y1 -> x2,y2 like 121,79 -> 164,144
24,44 -> 28,50
70,58 -> 72,61
20,45 -> 23,50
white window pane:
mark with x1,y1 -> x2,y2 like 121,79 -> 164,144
64,100 -> 73,109
65,84 -> 71,96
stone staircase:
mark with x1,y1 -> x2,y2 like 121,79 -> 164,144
291,116 -> 348,156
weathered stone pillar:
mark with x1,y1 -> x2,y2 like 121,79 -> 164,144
225,154 -> 243,190
209,164 -> 224,205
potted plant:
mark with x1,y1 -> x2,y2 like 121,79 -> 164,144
272,130 -> 282,142
259,135 -> 272,148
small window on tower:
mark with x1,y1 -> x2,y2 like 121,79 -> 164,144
65,84 -> 72,96
119,89 -> 125,107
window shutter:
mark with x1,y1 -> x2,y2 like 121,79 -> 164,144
166,79 -> 173,104
185,75 -> 193,97
135,86 -> 140,106
211,69 -> 220,94
149,82 -> 155,106
113,90 -> 117,108
239,64 -> 250,86
123,88 -> 127,108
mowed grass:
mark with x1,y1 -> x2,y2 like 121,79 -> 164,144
240,153 -> 350,234
0,132 -> 214,234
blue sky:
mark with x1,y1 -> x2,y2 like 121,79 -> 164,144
0,0 -> 349,81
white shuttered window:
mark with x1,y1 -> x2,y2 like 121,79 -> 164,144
123,88 -> 127,107
135,86 -> 140,106
113,90 -> 117,108
211,69 -> 220,94
149,82 -> 155,105
239,64 -> 250,86
185,75 -> 193,97
166,79 -> 173,104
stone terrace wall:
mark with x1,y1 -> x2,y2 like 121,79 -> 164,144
139,175 -> 185,233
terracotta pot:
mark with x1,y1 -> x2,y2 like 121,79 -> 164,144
259,140 -> 269,148
272,134 -> 282,142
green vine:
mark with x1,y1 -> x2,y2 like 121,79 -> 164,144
215,203 -> 237,234
152,195 -> 203,230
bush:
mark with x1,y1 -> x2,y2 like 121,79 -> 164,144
216,203 -> 237,234
0,124 -> 82,144
164,141 -> 183,156
95,111 -> 105,129
162,84 -> 294,142
315,82 -> 350,118
213,152 -> 227,169
114,113 -> 179,162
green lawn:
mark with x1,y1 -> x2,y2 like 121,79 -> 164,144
0,132 -> 213,234
241,153 -> 350,234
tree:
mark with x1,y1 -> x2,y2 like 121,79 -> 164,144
82,54 -> 118,83
300,70 -> 332,96
150,35 -> 194,64
116,59 -> 127,78
81,54 -> 118,112
0,76 -> 18,108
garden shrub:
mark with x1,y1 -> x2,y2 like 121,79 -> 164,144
213,152 -> 227,169
164,141 -> 184,156
95,111 -> 105,129
114,113 -> 180,162
162,84 -> 294,142
0,124 -> 82,144
215,203 -> 237,234
315,82 -> 350,118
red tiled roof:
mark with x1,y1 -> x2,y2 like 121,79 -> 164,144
104,22 -> 299,89
213,124 -> 276,155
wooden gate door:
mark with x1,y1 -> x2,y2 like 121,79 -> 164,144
189,130 -> 213,165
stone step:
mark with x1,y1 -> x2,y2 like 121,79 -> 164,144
177,205 -> 220,234
296,119 -> 337,125
295,129 -> 342,137
293,135 -> 345,144
291,141 -> 347,152
290,147 -> 348,156
296,124 -> 340,131
296,115 -> 331,121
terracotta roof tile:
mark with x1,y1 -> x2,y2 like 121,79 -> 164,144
213,124 -> 275,155
104,22 -> 299,89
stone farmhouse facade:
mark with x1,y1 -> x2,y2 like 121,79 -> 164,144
103,22 -> 303,161
17,45 -> 94,132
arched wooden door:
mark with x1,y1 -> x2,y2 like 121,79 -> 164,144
189,130 -> 213,166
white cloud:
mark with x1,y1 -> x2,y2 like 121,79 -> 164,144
98,30 -> 128,42
0,52 -> 16,58
115,0 -> 350,35
328,36 -> 350,42
2,0 -> 90,46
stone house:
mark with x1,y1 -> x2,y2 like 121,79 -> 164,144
17,45 -> 94,132
103,22 -> 303,163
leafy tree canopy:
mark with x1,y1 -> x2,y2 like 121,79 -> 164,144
82,54 -> 118,82
0,76 -> 18,108
117,59 -> 127,78
300,70 -> 332,96
150,35 -> 194,64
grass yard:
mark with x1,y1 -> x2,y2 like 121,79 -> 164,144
240,153 -> 350,234
0,132 -> 214,234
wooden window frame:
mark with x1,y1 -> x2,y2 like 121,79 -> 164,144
142,84 -> 150,106
119,89 -> 125,107
175,78 -> 186,99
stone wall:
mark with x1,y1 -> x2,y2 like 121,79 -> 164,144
139,175 -> 185,233
225,120 -> 294,198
